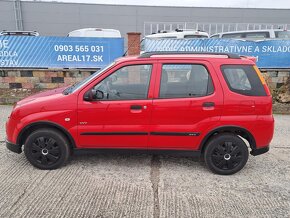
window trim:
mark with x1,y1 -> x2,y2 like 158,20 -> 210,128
91,64 -> 153,101
157,63 -> 215,99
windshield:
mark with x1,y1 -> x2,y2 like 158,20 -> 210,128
63,62 -> 115,95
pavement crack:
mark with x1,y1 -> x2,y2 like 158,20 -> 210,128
150,155 -> 161,218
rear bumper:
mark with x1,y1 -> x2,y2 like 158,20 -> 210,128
6,140 -> 22,154
250,146 -> 269,156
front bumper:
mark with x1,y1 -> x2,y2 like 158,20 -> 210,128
6,140 -> 22,154
250,146 -> 269,156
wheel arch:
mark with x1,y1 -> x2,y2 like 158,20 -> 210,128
200,125 -> 256,153
17,121 -> 76,149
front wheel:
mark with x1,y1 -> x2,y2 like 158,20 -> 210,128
24,129 -> 70,170
204,133 -> 249,175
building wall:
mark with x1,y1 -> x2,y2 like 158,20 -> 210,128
1,1 -> 290,38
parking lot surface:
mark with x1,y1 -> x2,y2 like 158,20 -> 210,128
0,105 -> 289,217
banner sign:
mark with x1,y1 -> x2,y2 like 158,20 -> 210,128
0,36 -> 124,68
144,38 -> 290,68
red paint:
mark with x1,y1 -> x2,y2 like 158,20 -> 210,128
6,55 -> 274,153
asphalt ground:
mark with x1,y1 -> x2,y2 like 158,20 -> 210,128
0,105 -> 289,217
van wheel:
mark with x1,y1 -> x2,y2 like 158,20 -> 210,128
24,129 -> 70,170
204,133 -> 249,175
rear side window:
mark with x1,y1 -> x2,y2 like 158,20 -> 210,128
184,35 -> 208,38
244,32 -> 270,39
222,33 -> 243,38
221,65 -> 266,96
275,31 -> 290,39
159,64 -> 214,98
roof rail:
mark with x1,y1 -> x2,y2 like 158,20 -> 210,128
139,51 -> 240,59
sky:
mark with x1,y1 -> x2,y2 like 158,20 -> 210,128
23,0 -> 290,9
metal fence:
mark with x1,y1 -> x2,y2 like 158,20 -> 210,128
144,22 -> 290,36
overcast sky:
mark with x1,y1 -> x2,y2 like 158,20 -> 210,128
23,0 -> 290,9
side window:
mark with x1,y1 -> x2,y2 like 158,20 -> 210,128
244,32 -> 270,39
210,34 -> 219,38
184,35 -> 208,38
222,33 -> 243,38
223,68 -> 251,91
275,31 -> 290,39
221,65 -> 266,96
159,64 -> 214,98
94,64 -> 152,100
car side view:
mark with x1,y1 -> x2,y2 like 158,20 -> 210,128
6,52 -> 274,175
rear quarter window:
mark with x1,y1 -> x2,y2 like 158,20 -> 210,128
221,65 -> 266,96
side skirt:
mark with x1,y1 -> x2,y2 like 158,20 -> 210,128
73,148 -> 201,157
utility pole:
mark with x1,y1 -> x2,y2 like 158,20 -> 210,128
14,0 -> 24,31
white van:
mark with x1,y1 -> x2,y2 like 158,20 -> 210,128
141,29 -> 209,52
68,28 -> 121,38
210,29 -> 290,40
145,29 -> 209,39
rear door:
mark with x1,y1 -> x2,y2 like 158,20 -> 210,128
149,60 -> 224,150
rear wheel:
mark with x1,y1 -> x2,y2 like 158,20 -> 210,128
24,129 -> 70,170
204,133 -> 249,175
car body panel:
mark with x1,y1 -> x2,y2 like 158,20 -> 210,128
5,54 -> 274,154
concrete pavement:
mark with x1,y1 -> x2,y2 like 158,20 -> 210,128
0,106 -> 289,217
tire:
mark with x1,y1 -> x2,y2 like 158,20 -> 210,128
204,133 -> 249,175
24,129 -> 70,170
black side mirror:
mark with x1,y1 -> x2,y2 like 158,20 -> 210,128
95,90 -> 104,99
83,90 -> 104,101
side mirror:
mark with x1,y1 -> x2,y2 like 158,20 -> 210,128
95,90 -> 104,99
83,90 -> 104,101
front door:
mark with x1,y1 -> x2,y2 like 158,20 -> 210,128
149,60 -> 223,150
77,62 -> 155,149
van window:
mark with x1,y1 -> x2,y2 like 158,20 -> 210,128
222,33 -> 243,38
155,36 -> 177,39
244,32 -> 270,39
221,65 -> 266,96
275,31 -> 290,39
210,34 -> 219,38
159,64 -> 214,98
184,35 -> 208,38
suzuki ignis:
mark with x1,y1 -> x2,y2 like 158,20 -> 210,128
6,52 -> 274,175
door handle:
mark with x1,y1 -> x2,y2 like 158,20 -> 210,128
202,102 -> 215,107
130,105 -> 142,110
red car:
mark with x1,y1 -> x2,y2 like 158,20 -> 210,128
6,52 -> 274,175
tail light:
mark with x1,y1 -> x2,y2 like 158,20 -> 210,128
253,65 -> 271,96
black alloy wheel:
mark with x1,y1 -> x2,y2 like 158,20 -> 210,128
24,129 -> 70,170
204,133 -> 249,175
30,136 -> 60,166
